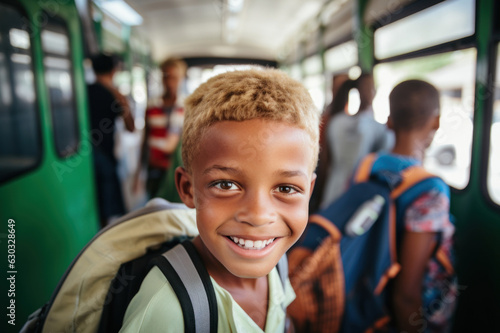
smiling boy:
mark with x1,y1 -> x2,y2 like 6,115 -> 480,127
120,68 -> 320,332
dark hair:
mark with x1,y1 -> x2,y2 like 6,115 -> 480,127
90,53 -> 119,75
389,79 -> 440,130
330,79 -> 355,117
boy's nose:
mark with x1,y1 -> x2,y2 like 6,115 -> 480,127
235,191 -> 276,227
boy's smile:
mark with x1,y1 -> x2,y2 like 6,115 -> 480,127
176,118 -> 316,279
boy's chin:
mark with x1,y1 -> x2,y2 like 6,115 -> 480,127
227,261 -> 280,279
230,268 -> 273,279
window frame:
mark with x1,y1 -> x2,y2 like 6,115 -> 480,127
372,0 -> 476,61
0,0 -> 43,184
482,11 -> 500,210
41,12 -> 80,158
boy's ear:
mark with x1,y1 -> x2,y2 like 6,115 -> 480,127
175,166 -> 195,208
309,172 -> 317,199
431,114 -> 440,130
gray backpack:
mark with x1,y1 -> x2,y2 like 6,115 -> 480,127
21,199 -> 288,333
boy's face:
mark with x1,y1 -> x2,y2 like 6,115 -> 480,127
162,66 -> 182,94
176,119 -> 316,279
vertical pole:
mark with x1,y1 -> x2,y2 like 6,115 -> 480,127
355,0 -> 373,73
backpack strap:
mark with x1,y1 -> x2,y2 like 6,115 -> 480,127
353,153 -> 377,184
153,240 -> 218,333
390,166 -> 436,199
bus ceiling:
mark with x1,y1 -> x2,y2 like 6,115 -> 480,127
86,0 -> 430,64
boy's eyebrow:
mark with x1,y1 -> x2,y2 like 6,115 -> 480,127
203,165 -> 242,176
274,169 -> 308,179
203,166 -> 307,179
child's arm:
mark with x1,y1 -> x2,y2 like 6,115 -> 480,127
151,132 -> 180,154
391,231 -> 437,333
154,108 -> 183,154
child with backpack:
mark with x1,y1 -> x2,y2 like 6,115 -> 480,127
385,79 -> 457,333
120,68 -> 320,332
287,79 -> 457,333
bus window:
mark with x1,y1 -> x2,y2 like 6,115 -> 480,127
324,40 -> 357,74
374,48 -> 476,190
302,54 -> 325,111
41,17 -> 79,157
487,43 -> 500,205
101,14 -> 126,54
0,3 -> 41,183
303,74 -> 325,112
324,40 -> 357,109
374,0 -> 475,60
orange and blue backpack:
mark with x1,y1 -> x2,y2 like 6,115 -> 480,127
287,153 -> 455,333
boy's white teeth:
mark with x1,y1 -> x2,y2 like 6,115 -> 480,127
229,236 -> 275,250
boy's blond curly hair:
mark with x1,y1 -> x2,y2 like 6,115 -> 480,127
182,68 -> 320,172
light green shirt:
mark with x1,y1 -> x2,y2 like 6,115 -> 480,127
120,265 -> 295,333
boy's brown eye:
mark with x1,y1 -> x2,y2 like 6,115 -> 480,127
279,186 -> 294,193
216,181 -> 235,190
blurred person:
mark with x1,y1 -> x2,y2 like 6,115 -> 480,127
87,53 -> 135,228
289,80 -> 457,333
320,73 -> 394,208
318,74 -> 350,156
382,80 -> 457,333
133,57 -> 186,199
309,75 -> 352,213
324,74 -> 350,120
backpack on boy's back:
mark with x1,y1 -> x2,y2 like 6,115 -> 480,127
287,153 -> 455,333
21,198 -> 289,333
19,199 -> 208,333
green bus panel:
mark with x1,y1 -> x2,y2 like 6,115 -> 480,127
452,1 -> 500,331
0,1 -> 99,331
